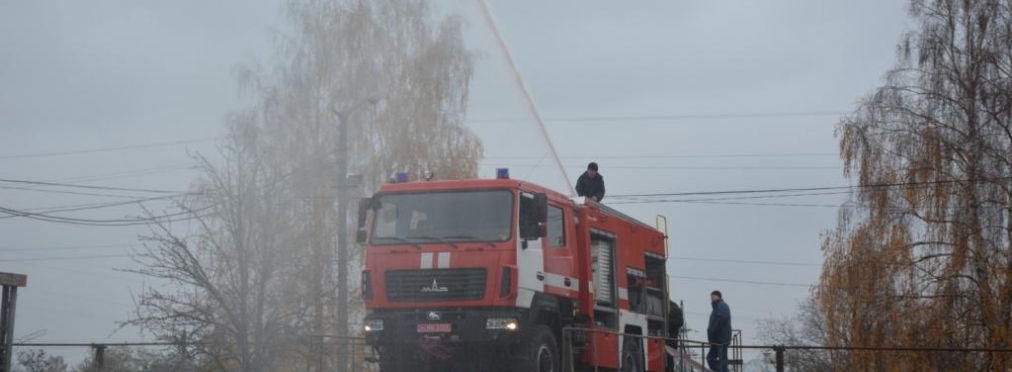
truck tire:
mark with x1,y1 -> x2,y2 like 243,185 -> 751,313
621,337 -> 642,372
515,325 -> 559,372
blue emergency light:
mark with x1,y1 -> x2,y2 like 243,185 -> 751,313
496,168 -> 510,179
395,172 -> 409,183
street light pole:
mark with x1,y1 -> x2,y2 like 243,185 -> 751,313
334,98 -> 378,372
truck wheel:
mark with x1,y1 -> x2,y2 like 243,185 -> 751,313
621,337 -> 642,372
516,325 -> 559,372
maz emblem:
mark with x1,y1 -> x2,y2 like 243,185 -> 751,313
422,279 -> 449,293
428,311 -> 441,321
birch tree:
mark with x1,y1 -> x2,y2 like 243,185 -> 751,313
819,0 -> 1012,370
235,1 -> 480,370
130,1 -> 481,371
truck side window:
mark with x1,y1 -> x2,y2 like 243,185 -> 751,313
547,206 -> 565,248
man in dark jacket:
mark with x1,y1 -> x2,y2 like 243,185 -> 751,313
667,300 -> 684,347
575,162 -> 605,202
706,290 -> 732,372
665,300 -> 684,372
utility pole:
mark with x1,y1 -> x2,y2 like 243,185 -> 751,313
334,98 -> 378,372
335,107 -> 351,372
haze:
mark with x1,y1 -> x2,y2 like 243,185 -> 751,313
1,0 -> 908,366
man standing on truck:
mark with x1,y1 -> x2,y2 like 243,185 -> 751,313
707,290 -> 732,372
575,162 -> 605,202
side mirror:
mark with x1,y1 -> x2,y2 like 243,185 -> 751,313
536,225 -> 547,238
356,197 -> 373,244
533,193 -> 548,224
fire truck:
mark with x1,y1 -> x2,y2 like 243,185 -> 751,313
357,170 -> 671,372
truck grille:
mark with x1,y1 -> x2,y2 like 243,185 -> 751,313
385,268 -> 487,302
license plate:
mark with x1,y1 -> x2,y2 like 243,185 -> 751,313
417,323 -> 452,333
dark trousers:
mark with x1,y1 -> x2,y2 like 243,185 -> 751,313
706,344 -> 728,372
665,340 -> 677,372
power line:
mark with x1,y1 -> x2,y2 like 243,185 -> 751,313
0,254 -> 131,262
0,164 -> 197,201
486,164 -> 841,171
672,256 -> 822,267
0,210 -> 201,227
0,138 -> 216,160
609,185 -> 864,199
485,152 -> 839,160
0,178 -> 193,195
673,199 -> 991,210
0,204 -> 211,227
0,194 -> 187,220
671,275 -> 811,288
0,243 -> 137,252
0,184 -> 163,199
468,110 -> 847,124
608,177 -> 1012,199
0,180 -> 198,222
47,163 -> 196,183
606,179 -> 1004,208
610,190 -> 855,205
667,200 -> 844,208
6,253 -> 820,273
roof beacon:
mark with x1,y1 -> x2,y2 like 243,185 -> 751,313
496,168 -> 510,180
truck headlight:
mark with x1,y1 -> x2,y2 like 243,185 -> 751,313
364,319 -> 384,332
486,318 -> 518,331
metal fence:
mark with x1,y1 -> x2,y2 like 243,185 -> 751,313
13,333 -> 1012,372
11,336 -> 374,372
561,327 -> 749,372
563,327 -> 1012,372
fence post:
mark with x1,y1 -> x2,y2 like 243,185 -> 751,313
92,344 -> 107,372
701,343 -> 706,369
774,345 -> 785,372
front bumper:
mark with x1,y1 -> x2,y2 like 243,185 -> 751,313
363,308 -> 524,346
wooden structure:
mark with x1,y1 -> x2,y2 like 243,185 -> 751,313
0,272 -> 26,372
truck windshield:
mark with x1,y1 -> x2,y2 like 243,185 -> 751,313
370,190 -> 513,245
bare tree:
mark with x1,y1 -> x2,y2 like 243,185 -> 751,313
15,350 -> 66,372
128,120 -> 301,372
820,0 -> 1012,370
72,347 -> 193,372
756,298 -> 841,372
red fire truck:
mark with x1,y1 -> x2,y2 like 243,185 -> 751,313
358,170 -> 671,372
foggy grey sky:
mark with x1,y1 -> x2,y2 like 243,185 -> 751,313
1,0 -> 909,363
